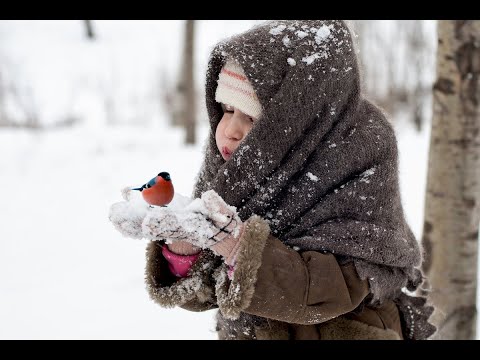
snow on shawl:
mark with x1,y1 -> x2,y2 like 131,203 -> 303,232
194,20 -> 435,340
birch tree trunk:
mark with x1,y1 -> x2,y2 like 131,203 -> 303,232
422,20 -> 480,340
0,71 -> 6,126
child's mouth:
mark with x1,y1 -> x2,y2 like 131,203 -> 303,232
222,146 -> 232,159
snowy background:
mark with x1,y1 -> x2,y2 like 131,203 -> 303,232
0,20 -> 477,339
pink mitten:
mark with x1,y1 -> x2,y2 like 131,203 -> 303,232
162,245 -> 200,278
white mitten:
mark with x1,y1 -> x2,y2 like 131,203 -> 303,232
110,188 -> 244,265
109,200 -> 150,240
142,190 -> 244,265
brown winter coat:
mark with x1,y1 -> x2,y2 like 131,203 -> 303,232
146,216 -> 403,340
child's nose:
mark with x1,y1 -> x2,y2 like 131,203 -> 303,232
224,115 -> 244,140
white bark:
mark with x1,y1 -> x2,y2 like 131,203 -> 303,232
422,20 -> 480,340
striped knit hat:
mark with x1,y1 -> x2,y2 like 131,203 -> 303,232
215,58 -> 263,120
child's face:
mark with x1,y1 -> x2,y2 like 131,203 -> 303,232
215,103 -> 256,161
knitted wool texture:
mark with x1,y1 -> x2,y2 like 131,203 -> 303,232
193,20 -> 435,340
215,58 -> 263,120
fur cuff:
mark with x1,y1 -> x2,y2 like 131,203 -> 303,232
213,215 -> 270,319
146,243 -> 217,308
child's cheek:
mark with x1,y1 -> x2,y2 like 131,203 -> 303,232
215,122 -> 223,150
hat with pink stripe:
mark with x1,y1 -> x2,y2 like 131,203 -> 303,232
215,58 -> 263,120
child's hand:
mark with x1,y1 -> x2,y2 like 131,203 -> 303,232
109,199 -> 150,240
192,190 -> 244,244
143,190 -> 244,265
109,187 -> 193,241
142,206 -> 223,247
109,189 -> 244,265
108,200 -> 202,252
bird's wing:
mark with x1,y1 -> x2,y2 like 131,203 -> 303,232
146,176 -> 157,188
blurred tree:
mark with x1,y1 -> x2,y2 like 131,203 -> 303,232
0,71 -> 6,126
181,20 -> 196,145
351,20 -> 435,131
408,20 -> 429,131
160,69 -> 178,126
84,20 -> 95,40
7,83 -> 39,129
421,20 -> 480,340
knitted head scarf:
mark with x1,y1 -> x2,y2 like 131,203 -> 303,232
193,20 -> 435,340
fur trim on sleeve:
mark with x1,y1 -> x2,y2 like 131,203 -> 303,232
213,215 -> 270,319
145,242 -> 218,309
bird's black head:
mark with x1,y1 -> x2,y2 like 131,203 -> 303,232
158,172 -> 171,181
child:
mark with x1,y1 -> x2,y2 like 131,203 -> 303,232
110,20 -> 436,340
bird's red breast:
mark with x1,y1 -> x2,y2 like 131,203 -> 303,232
142,176 -> 174,206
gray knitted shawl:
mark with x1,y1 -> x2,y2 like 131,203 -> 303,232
193,20 -> 435,340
